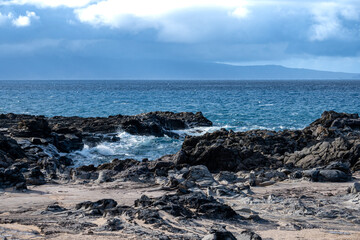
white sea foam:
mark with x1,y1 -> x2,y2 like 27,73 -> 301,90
172,125 -> 234,136
68,124 -> 297,167
40,143 -> 60,158
68,131 -> 182,167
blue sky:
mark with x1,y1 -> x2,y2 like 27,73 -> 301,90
0,0 -> 359,78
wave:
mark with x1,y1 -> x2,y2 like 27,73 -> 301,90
67,124 -> 297,167
68,131 -> 182,167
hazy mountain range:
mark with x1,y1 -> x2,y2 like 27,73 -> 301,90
0,58 -> 358,80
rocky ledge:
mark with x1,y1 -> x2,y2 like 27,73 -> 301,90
1,111 -> 360,240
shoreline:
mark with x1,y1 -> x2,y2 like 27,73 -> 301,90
1,110 -> 360,239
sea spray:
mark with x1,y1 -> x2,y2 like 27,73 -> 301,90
68,124 -> 295,167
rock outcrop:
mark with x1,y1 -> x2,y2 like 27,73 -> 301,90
0,111 -> 212,189
172,111 -> 360,174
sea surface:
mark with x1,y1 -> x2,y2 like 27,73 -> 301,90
1,80 -> 359,166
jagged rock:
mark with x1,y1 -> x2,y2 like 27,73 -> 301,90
348,182 -> 360,194
0,165 -> 27,189
48,111 -> 212,137
24,167 -> 46,185
202,225 -> 237,240
52,133 -> 84,153
58,156 -> 73,166
290,170 -> 303,179
15,181 -> 27,190
172,111 -> 360,172
95,170 -> 112,184
75,199 -> 118,216
284,138 -> 360,170
135,209 -> 163,224
215,171 -> 238,183
97,158 -> 139,171
238,230 -> 262,240
183,165 -> 216,187
116,164 -> 153,182
148,161 -> 175,176
307,111 -> 359,131
46,204 -> 67,212
10,117 -> 51,138
100,218 -> 123,231
152,192 -> 238,219
302,168 -> 351,182
0,133 -> 26,162
173,128 -> 304,172
134,195 -> 153,207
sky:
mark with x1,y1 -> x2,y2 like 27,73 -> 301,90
0,0 -> 359,79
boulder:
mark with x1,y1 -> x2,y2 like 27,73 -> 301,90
0,166 -> 27,189
48,111 -> 212,137
10,117 -> 51,138
95,170 -> 112,184
214,171 -> 238,183
202,226 -> 237,240
173,111 -> 360,172
183,165 -> 216,187
46,204 -> 67,212
303,168 -> 351,182
0,134 -> 26,161
24,167 -> 46,185
100,218 -> 123,231
52,133 -> 84,153
76,199 -> 118,216
238,230 -> 262,240
347,182 -> 360,194
97,158 -> 139,172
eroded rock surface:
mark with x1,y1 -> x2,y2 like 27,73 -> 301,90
0,111 -> 212,189
172,111 -> 360,173
1,110 -> 360,239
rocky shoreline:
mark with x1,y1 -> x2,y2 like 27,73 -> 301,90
1,111 -> 360,240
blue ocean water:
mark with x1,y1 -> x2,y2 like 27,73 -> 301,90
1,80 -> 359,166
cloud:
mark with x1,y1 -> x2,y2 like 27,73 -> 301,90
0,0 -> 359,73
0,12 -> 11,25
73,0 -> 251,43
11,11 -> 38,27
309,2 -> 360,41
72,0 -> 360,44
0,10 -> 39,27
0,0 -> 93,8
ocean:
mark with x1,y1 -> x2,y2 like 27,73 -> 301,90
1,80 -> 360,166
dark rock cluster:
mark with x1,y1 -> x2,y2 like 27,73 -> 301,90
0,111 -> 212,189
172,111 -> 360,175
2,110 -> 360,239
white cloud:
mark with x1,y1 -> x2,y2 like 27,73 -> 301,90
12,11 -> 39,27
0,12 -> 7,24
0,12 -> 13,25
0,0 -> 93,8
75,0 -> 249,27
230,7 -> 250,18
309,2 -> 360,41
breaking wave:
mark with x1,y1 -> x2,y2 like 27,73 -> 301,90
68,124 -> 296,167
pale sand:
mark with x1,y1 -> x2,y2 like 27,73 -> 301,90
1,174 -> 359,239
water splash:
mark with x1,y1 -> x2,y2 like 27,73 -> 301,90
68,131 -> 182,167
68,124 -> 297,167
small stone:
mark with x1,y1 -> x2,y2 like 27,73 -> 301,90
348,182 -> 360,194
15,182 -> 27,190
238,230 -> 262,240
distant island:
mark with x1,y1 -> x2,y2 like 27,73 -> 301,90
0,59 -> 358,80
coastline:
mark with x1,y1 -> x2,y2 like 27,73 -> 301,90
1,110 -> 360,239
